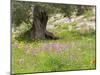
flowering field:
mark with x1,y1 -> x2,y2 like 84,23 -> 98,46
12,20 -> 96,74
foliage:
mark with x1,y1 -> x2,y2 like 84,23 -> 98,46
83,10 -> 94,19
13,22 -> 32,37
12,1 -> 32,28
59,4 -> 76,17
12,1 -> 93,29
76,5 -> 93,16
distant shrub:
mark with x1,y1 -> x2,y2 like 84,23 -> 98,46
14,22 -> 31,37
83,10 -> 94,19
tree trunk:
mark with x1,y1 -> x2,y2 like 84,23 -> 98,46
30,5 -> 58,40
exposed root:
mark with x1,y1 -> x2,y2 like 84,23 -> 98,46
45,30 -> 59,40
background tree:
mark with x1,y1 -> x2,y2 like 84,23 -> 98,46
12,1 -> 93,40
76,5 -> 93,16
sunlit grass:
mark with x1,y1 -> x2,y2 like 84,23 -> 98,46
12,21 -> 96,74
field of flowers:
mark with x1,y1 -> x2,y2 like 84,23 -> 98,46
12,15 -> 96,74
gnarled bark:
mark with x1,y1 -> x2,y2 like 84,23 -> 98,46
30,5 -> 58,40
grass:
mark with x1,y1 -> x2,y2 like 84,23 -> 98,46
12,20 -> 96,74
